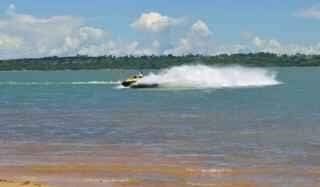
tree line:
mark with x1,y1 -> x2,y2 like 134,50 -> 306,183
0,53 -> 319,71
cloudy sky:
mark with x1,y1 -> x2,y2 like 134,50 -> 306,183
0,0 -> 320,59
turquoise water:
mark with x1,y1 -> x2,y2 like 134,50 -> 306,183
0,66 -> 320,169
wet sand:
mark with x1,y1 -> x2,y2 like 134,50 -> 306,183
0,179 -> 51,187
0,164 -> 268,187
1,143 -> 320,187
1,163 -> 320,186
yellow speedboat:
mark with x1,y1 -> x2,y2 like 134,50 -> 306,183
121,73 -> 159,88
121,75 -> 140,87
121,73 -> 143,87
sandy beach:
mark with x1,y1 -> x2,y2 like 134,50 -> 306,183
0,179 -> 51,187
0,164 -> 266,187
1,143 -> 320,187
1,163 -> 320,187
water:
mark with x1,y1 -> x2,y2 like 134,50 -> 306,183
0,65 -> 320,186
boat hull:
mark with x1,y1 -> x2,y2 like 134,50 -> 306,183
121,80 -> 136,87
130,84 -> 159,89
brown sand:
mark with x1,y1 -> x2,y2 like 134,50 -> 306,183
2,164 -> 320,187
0,164 -> 273,187
2,164 -> 319,187
1,143 -> 320,186
0,179 -> 51,187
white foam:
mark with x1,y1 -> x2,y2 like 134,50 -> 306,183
138,64 -> 281,89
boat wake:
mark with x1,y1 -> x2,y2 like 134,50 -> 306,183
138,65 -> 281,89
0,81 -> 119,85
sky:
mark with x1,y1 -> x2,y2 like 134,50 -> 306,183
0,0 -> 320,59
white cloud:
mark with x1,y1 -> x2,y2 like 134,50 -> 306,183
78,40 -> 161,57
296,4 -> 320,19
164,20 -> 212,55
126,40 -> 161,56
211,44 -> 249,55
166,28 -> 320,56
0,4 -> 110,58
6,4 -> 16,16
191,20 -> 211,37
164,38 -> 192,55
0,34 -> 23,49
2,4 -> 320,59
78,41 -> 116,56
247,34 -> 320,55
0,6 -> 166,58
79,27 -> 105,41
131,12 -> 178,32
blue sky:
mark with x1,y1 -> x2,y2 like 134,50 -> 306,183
0,0 -> 320,58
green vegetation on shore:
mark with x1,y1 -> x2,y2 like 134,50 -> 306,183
0,53 -> 320,71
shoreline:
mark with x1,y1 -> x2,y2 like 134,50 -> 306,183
0,164 -> 320,187
1,143 -> 320,186
0,164 -> 268,187
0,65 -> 318,72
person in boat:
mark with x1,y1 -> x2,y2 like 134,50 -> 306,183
121,72 -> 144,87
131,72 -> 143,79
137,72 -> 144,78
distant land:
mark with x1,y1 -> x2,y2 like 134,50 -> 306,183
0,53 -> 320,71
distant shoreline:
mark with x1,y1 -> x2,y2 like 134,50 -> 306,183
0,53 -> 320,71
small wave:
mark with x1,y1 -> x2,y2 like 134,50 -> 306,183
0,81 -> 119,85
138,64 -> 281,89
